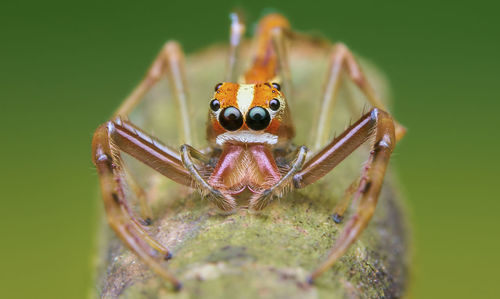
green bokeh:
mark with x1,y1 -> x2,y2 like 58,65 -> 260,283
1,1 -> 498,298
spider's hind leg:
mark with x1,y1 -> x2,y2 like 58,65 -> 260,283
114,40 -> 193,145
225,12 -> 246,82
313,43 -> 406,151
270,26 -> 293,97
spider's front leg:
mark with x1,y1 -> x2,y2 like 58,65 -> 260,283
92,118 -> 195,290
292,108 -> 396,283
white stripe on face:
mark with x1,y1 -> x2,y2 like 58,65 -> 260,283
236,84 -> 255,114
215,131 -> 278,146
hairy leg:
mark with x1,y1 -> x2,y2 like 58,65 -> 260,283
225,12 -> 246,82
271,27 -> 292,97
293,108 -> 396,282
114,41 -> 193,145
313,43 -> 406,151
121,166 -> 153,224
108,41 -> 194,221
92,119 -> 196,289
331,178 -> 360,224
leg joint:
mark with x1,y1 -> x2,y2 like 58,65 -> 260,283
96,153 -> 111,164
162,41 -> 183,64
370,108 -> 380,121
375,137 -> 392,150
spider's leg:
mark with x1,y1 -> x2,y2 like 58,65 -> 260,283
93,153 -> 180,289
249,146 -> 308,211
331,178 -> 360,224
114,41 -> 193,145
180,144 -> 236,212
313,43 -> 406,151
110,41 -> 193,221
271,27 -> 292,97
92,119 -> 196,289
225,12 -> 246,82
122,165 -> 153,224
293,108 -> 395,282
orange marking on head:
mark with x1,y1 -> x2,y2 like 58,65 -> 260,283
265,118 -> 281,135
214,82 -> 240,108
251,83 -> 278,107
211,119 -> 226,135
244,65 -> 276,84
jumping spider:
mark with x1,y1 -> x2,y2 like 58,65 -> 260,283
92,13 -> 406,290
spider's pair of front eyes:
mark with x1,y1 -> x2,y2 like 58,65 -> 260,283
209,99 -> 280,131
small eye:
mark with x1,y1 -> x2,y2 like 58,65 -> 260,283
271,82 -> 281,91
269,98 -> 280,111
210,99 -> 220,111
214,82 -> 223,91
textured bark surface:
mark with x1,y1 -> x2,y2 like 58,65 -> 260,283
91,37 -> 411,299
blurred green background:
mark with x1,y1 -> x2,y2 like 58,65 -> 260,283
1,1 -> 498,298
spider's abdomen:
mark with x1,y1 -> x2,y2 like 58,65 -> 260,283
208,143 -> 281,204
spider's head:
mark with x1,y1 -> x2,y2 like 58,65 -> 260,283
206,82 -> 294,147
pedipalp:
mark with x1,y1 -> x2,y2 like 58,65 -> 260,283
250,145 -> 308,211
180,144 -> 237,212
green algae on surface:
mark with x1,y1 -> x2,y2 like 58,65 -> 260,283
93,37 -> 411,299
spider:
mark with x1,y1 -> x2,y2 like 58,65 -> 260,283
92,13 -> 406,290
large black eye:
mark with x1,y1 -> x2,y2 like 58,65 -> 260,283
219,106 -> 243,131
210,99 -> 220,111
246,107 -> 271,131
269,98 -> 280,111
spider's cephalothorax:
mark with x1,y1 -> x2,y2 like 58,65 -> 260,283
207,82 -> 294,145
205,82 -> 296,205
91,12 -> 406,289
